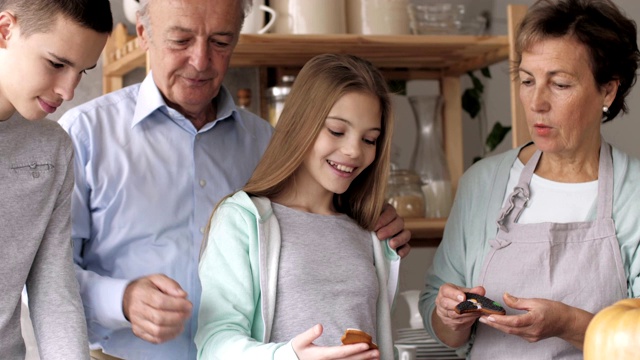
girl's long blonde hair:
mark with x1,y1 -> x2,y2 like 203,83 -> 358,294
202,54 -> 393,256
245,53 -> 393,230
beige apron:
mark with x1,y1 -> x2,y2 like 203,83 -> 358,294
472,141 -> 626,359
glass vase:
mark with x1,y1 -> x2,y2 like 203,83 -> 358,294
408,95 -> 453,218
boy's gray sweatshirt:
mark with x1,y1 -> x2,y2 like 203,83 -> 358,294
0,114 -> 88,359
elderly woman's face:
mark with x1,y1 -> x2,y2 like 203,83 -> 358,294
518,36 -> 617,156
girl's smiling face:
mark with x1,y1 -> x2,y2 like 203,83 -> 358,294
296,91 -> 382,204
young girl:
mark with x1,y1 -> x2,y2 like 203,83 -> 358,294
195,53 -> 399,360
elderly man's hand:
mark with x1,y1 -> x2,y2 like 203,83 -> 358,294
375,203 -> 411,258
122,274 -> 193,344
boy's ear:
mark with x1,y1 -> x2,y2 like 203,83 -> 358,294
0,11 -> 17,49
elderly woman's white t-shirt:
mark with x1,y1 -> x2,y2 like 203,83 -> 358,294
503,158 -> 598,224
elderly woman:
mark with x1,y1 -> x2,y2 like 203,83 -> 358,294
419,0 -> 640,358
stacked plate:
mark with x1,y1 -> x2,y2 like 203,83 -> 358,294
395,328 -> 463,360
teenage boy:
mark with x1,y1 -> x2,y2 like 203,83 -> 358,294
0,1 -> 112,358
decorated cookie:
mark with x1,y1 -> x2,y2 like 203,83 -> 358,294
455,292 -> 506,315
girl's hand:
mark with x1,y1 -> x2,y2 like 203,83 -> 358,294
292,324 -> 380,360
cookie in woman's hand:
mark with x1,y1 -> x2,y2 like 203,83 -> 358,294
455,292 -> 506,315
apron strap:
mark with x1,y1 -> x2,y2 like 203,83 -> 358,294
596,139 -> 614,220
496,149 -> 540,231
497,139 -> 615,230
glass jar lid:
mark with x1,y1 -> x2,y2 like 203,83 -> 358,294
388,169 -> 422,185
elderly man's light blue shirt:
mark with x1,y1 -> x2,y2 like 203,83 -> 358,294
59,73 -> 273,359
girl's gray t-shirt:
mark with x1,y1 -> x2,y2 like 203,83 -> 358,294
269,202 -> 379,346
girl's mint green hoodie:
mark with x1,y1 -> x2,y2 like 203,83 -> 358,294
196,191 -> 400,359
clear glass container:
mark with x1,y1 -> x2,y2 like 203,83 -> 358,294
267,75 -> 295,126
237,88 -> 251,109
408,95 -> 453,218
407,3 -> 465,35
386,169 -> 426,218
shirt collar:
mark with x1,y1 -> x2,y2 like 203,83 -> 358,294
130,72 -> 245,133
131,72 -> 165,128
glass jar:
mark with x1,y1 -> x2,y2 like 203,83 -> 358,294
408,95 -> 453,218
386,169 -> 425,218
267,75 -> 295,126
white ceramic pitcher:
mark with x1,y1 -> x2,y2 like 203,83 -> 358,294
270,0 -> 346,34
241,0 -> 277,34
395,344 -> 418,360
122,0 -> 139,25
400,289 -> 424,329
346,0 -> 410,34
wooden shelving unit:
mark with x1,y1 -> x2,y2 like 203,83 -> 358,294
101,5 -> 528,245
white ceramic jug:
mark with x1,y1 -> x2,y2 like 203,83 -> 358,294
122,0 -> 140,25
395,344 -> 418,360
400,289 -> 424,329
270,0 -> 346,34
346,0 -> 410,34
241,0 -> 277,34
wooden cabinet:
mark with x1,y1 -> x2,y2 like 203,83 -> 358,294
101,5 -> 527,244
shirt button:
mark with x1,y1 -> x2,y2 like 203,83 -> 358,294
200,227 -> 205,234
199,179 -> 206,187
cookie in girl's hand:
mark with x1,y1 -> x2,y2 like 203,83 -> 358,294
454,292 -> 506,315
340,328 -> 378,350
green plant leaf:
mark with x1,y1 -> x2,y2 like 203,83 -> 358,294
462,88 -> 481,118
480,66 -> 492,79
463,69 -> 511,162
387,79 -> 406,95
471,76 -> 484,93
467,71 -> 484,94
486,122 -> 512,151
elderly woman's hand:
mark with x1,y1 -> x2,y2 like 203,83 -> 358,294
431,284 -> 486,348
478,293 -> 594,349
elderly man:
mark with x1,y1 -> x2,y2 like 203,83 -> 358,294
59,0 -> 410,359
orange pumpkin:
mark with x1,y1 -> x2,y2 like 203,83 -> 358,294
584,298 -> 640,360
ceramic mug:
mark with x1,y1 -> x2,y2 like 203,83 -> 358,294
122,0 -> 140,25
346,0 -> 410,35
395,344 -> 418,360
241,1 -> 277,34
270,0 -> 346,34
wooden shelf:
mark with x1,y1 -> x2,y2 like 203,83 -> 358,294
231,34 -> 509,78
102,31 -> 509,82
405,218 -> 447,247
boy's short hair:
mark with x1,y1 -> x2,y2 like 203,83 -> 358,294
0,0 -> 113,37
